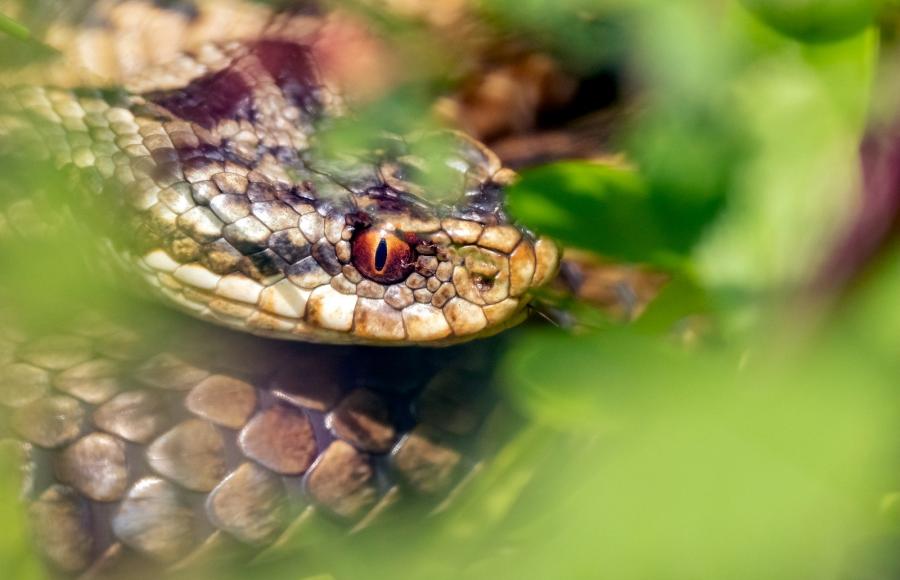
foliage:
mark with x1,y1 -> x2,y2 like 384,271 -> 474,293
491,3 -> 900,580
0,446 -> 43,580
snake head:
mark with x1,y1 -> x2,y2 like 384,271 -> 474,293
134,125 -> 560,345
6,38 -> 559,345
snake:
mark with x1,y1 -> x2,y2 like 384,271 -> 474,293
0,1 -> 562,577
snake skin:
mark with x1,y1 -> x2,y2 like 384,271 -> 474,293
0,306 -> 511,577
0,1 -> 559,576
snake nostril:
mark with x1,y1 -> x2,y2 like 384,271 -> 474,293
472,273 -> 495,291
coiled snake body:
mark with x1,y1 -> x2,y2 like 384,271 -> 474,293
0,1 -> 559,577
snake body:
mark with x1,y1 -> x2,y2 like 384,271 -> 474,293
0,1 -> 559,577
3,311 -> 511,577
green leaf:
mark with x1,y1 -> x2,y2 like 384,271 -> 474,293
507,161 -> 716,268
0,445 -> 44,580
495,327 -> 899,580
740,0 -> 879,43
0,12 -> 31,41
0,11 -> 60,67
836,244 -> 900,363
475,0 -> 630,73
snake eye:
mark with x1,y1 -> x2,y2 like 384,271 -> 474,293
351,229 -> 415,284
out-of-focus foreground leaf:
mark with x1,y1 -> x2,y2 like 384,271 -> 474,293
476,0 -> 628,73
488,327 -> 899,580
488,2 -> 895,580
0,444 -> 43,580
0,11 -> 30,40
506,162 -> 694,268
0,9 -> 61,66
508,1 -> 878,332
740,0 -> 880,42
836,244 -> 900,365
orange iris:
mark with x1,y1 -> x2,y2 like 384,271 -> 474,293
351,229 -> 415,284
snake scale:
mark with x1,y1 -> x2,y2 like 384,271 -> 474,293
0,1 -> 561,577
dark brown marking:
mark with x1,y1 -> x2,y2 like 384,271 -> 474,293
145,40 -> 321,131
240,249 -> 289,282
251,40 -> 321,114
359,187 -> 435,221
148,69 -> 253,130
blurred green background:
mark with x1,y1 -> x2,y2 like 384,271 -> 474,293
4,0 -> 900,579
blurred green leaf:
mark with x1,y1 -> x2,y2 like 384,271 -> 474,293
695,32 -> 877,325
476,0 -> 630,73
507,161 -> 717,269
495,327 -> 899,580
630,274 -> 713,335
740,0 -> 880,42
314,85 -> 442,153
0,445 -> 43,580
0,11 -> 59,66
0,12 -> 31,40
836,243 -> 900,364
624,1 -> 745,212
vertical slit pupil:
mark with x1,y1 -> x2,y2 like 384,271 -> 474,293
374,238 -> 388,271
